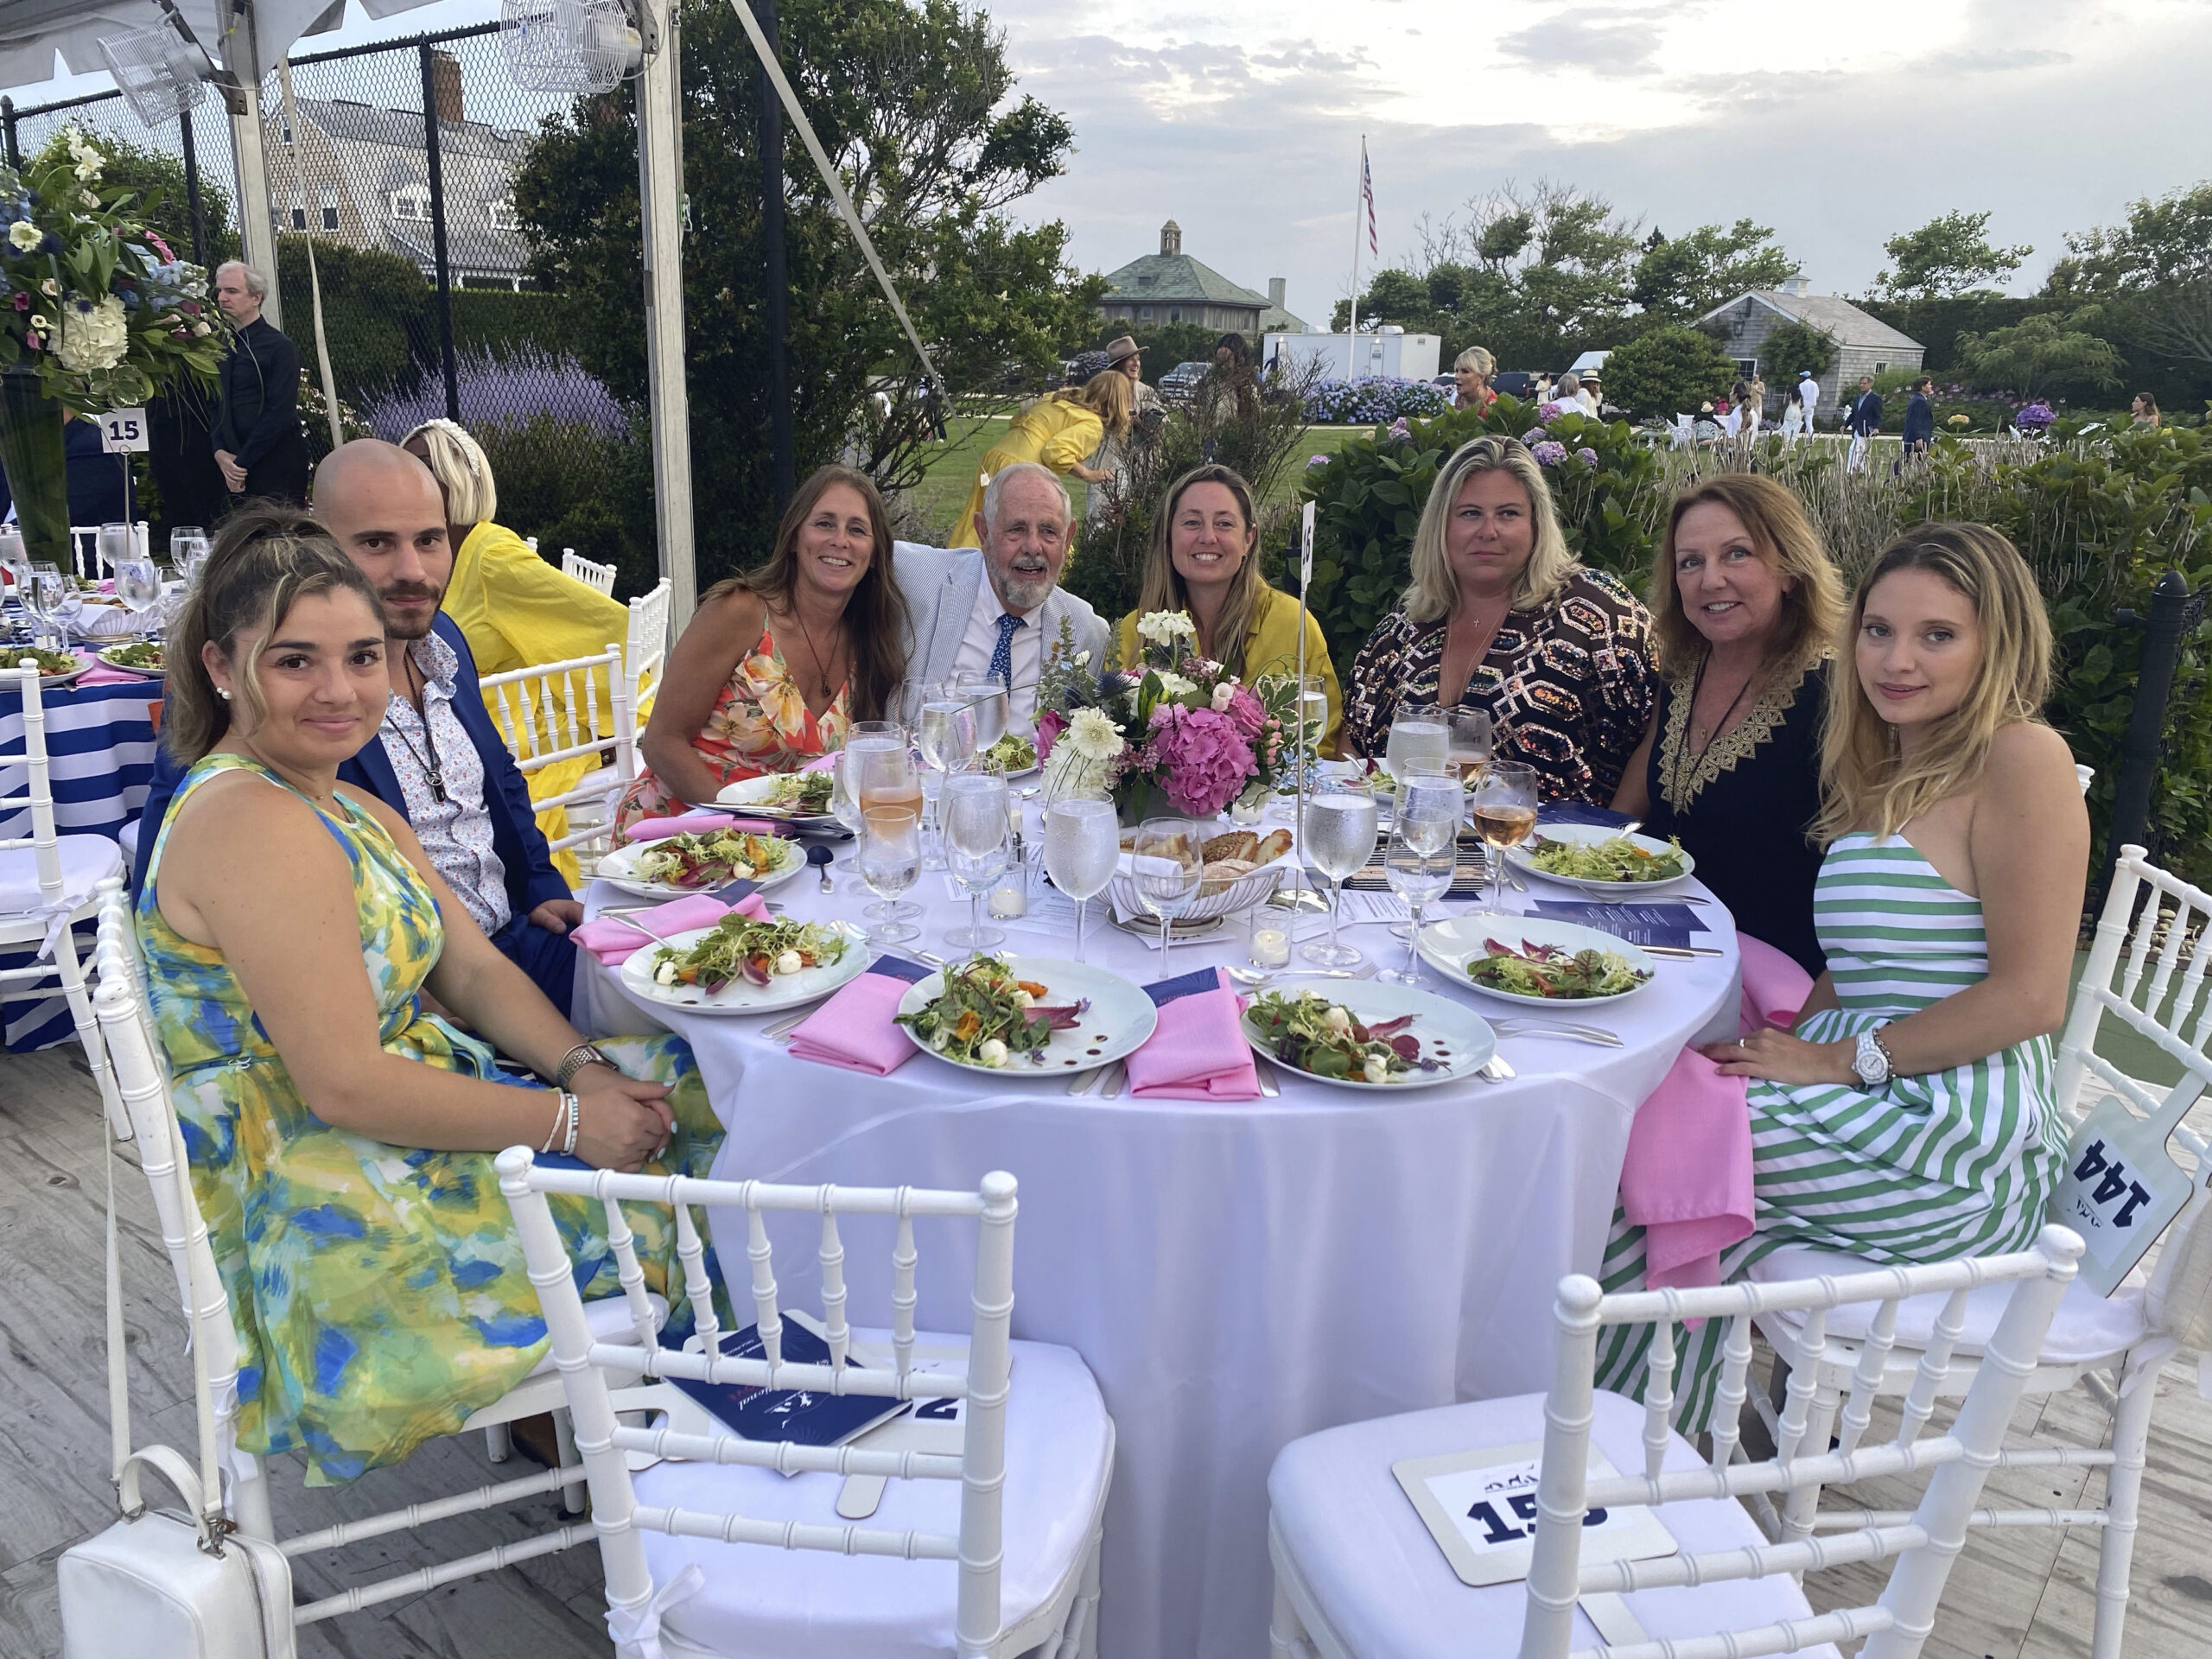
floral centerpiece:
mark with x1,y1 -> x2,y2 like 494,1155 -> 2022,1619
1032,612 -> 1298,823
0,130 -> 225,569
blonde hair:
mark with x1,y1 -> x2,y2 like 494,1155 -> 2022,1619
1077,369 -> 1133,437
1812,522 -> 2052,846
1648,474 -> 1844,676
1138,464 -> 1270,678
399,417 -> 498,527
1453,345 -> 1495,377
1403,436 -> 1579,623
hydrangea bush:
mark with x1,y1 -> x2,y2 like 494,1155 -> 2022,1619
1301,375 -> 1451,426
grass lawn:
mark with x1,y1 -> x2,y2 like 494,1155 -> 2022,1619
899,420 -> 1375,545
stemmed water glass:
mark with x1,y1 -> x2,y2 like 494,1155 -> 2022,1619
1379,775 -> 1461,984
115,550 -> 162,634
1448,708 -> 1494,791
942,771 -> 1011,954
950,673 -> 1009,760
1471,760 -> 1540,908
1042,797 -> 1118,963
25,563 -> 67,652
1130,817 -> 1203,972
171,525 -> 209,586
845,733 -> 925,923
1383,701 -> 1448,785
857,806 -> 922,945
1300,783 -> 1380,967
916,680 -> 977,870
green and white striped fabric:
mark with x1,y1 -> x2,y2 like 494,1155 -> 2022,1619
1595,833 -> 2067,1429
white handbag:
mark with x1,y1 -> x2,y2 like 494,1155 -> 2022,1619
57,1101 -> 296,1657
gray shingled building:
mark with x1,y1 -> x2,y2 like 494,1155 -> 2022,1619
1697,275 -> 1923,419
1099,220 -> 1304,338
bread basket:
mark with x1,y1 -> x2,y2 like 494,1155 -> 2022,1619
1108,827 -> 1291,922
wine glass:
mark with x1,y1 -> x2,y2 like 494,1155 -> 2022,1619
115,551 -> 162,631
97,522 -> 134,582
950,674 -> 1009,758
1293,673 -> 1328,783
1471,760 -> 1540,907
171,525 -> 209,585
26,563 -> 66,652
1130,817 -> 1203,972
1300,785 -> 1380,967
1379,775 -> 1460,984
1383,701 -> 1448,785
848,735 -> 925,922
942,771 -> 1011,954
1042,797 -> 1118,963
1448,708 -> 1494,791
857,805 -> 922,946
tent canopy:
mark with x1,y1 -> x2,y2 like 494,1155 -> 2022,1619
0,0 -> 444,90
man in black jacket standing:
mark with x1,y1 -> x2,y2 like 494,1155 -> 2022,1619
1845,375 -> 1884,472
210,261 -> 310,507
1900,376 -> 1936,458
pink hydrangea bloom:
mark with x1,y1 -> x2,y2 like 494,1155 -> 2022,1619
1147,704 -> 1255,817
1034,708 -> 1066,762
1223,685 -> 1268,740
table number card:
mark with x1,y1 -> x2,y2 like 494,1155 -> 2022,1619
1392,1440 -> 1676,1588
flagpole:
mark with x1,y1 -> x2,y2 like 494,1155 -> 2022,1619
1345,135 -> 1366,378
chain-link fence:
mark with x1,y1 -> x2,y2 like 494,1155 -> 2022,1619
2,25 -> 653,591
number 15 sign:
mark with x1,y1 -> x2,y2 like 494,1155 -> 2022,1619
1392,1440 -> 1675,1588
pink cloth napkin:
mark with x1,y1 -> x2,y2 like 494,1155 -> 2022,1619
787,974 -> 918,1076
1620,1046 -> 1754,1292
1124,970 -> 1262,1101
575,893 -> 769,965
622,811 -> 783,842
801,753 -> 839,772
74,662 -> 143,686
1738,931 -> 1815,1036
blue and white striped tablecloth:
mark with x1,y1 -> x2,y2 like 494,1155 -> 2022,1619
0,674 -> 162,1050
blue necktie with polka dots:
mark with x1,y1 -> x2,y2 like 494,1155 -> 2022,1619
988,611 -> 1024,691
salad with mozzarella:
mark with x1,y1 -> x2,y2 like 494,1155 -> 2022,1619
651,916 -> 849,994
1245,990 -> 1428,1084
631,829 -> 793,888
1464,937 -> 1651,999
1526,833 -> 1687,883
895,956 -> 1089,1068
982,733 -> 1037,773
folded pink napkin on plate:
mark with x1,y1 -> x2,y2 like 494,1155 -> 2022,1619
801,753 -> 839,772
574,892 -> 769,965
73,661 -> 142,686
787,974 -> 918,1076
1621,1046 -> 1753,1293
1737,931 -> 1815,1035
1123,970 -> 1261,1101
622,811 -> 783,842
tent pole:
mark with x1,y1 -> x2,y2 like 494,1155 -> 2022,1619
755,0 -> 792,518
224,28 -> 282,330
636,0 -> 696,626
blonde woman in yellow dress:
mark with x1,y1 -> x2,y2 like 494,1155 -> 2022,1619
949,372 -> 1132,548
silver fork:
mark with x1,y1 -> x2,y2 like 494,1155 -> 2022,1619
1476,1052 -> 1516,1084
764,1007 -> 812,1041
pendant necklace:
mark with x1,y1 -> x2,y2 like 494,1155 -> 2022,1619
787,605 -> 842,702
391,652 -> 449,804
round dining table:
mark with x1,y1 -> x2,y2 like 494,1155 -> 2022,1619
576,825 -> 1741,1659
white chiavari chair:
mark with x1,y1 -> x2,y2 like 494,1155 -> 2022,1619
68,520 -> 151,578
1267,1228 -> 2080,1659
0,662 -> 124,1131
626,577 -> 673,711
498,1151 -> 1116,1659
477,644 -> 635,865
561,546 -> 618,596
86,883 -> 672,1632
1745,844 -> 2212,1659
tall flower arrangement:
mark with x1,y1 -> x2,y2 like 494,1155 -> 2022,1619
0,130 -> 225,567
1033,613 -> 1296,823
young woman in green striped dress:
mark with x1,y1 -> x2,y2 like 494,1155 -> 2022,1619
1596,523 -> 2090,1427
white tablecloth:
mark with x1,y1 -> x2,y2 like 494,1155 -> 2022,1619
580,843 -> 1739,1659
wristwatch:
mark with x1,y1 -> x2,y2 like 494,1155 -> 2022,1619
1853,1029 -> 1892,1088
555,1041 -> 614,1090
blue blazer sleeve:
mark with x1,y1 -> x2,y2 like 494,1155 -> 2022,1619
435,614 -> 574,912
127,741 -> 189,902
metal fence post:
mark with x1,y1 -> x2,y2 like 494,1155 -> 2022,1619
755,0 -> 792,517
177,105 -> 210,268
1,98 -> 16,170
418,41 -> 461,424
2102,569 -> 2200,898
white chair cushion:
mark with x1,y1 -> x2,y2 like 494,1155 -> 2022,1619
1749,1244 -> 2150,1367
118,817 -> 140,866
0,835 -> 122,914
638,1334 -> 1111,1659
1268,1389 -> 1841,1659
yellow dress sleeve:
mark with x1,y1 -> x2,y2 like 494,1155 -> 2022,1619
462,521 -> 632,675
1039,405 -> 1105,474
1242,588 -> 1344,757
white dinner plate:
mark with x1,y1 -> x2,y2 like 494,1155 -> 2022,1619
595,834 -> 807,900
1504,823 -> 1697,896
93,645 -> 164,678
1239,979 -> 1496,1090
1418,912 -> 1657,1007
618,919 -> 870,1014
713,772 -> 844,830
895,956 -> 1158,1077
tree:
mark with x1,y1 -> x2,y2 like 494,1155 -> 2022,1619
513,0 -> 1102,582
1757,320 -> 1839,384
1600,325 -> 1737,419
1954,312 -> 2125,400
1873,211 -> 2031,301
29,130 -> 237,270
1630,219 -> 1794,320
1405,180 -> 1642,367
2046,181 -> 2212,296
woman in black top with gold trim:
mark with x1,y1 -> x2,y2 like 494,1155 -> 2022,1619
1612,474 -> 1845,977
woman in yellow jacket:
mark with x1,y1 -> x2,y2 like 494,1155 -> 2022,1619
1111,462 -> 1343,755
402,418 -> 633,883
950,372 -> 1132,547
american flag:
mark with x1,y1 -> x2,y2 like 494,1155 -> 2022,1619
1360,141 -> 1377,258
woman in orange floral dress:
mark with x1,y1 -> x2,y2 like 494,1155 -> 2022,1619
615,467 -> 911,832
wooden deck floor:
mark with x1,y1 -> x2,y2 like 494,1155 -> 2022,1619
3,1041 -> 2208,1657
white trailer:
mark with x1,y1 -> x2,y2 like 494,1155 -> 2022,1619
1262,327 -> 1440,383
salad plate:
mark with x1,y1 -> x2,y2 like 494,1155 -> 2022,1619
620,917 -> 869,1014
714,770 -> 844,829
1504,823 -> 1695,896
597,829 -> 806,899
1240,981 -> 1495,1090
895,955 -> 1157,1077
1418,913 -> 1656,1007
95,641 -> 165,677
8,646 -> 86,688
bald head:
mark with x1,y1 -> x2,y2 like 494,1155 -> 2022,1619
312,440 -> 453,642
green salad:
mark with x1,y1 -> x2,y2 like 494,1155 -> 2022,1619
651,916 -> 849,994
761,771 -> 836,811
1526,833 -> 1686,883
895,956 -> 1087,1068
1465,937 -> 1651,999
99,641 -> 165,672
1245,989 -> 1427,1084
632,829 -> 791,888
10,646 -> 80,677
981,733 -> 1037,773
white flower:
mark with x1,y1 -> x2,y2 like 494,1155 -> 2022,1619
1135,610 -> 1197,648
772,949 -> 802,976
978,1038 -> 1009,1068
1322,1005 -> 1353,1034
29,314 -> 51,333
1155,671 -> 1197,698
73,151 -> 104,182
7,220 -> 36,251
1363,1054 -> 1390,1084
192,321 -> 210,335
38,278 -> 57,297
1074,650 -> 1090,666
1211,683 -> 1236,712
57,295 -> 130,374
1065,707 -> 1125,762
80,190 -> 99,210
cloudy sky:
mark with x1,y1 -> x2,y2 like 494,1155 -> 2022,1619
17,0 -> 2210,327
